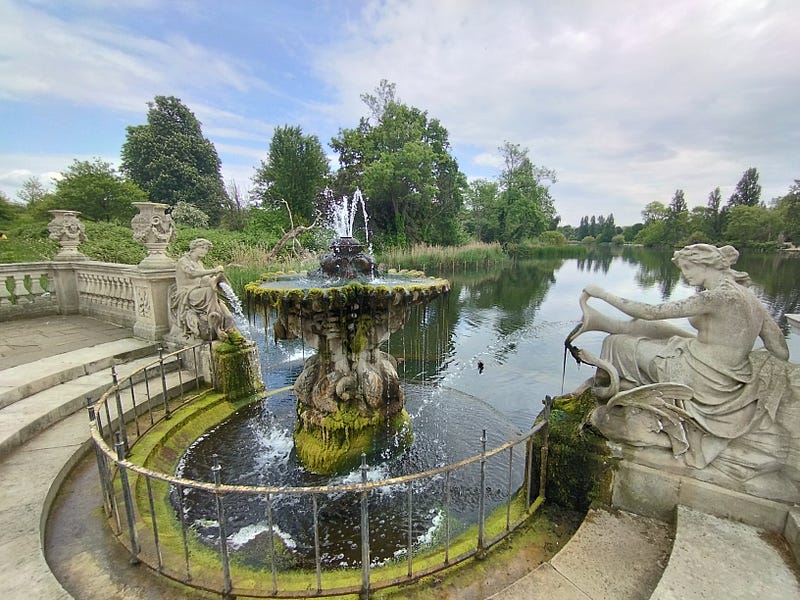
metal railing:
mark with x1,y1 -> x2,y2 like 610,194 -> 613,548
89,349 -> 554,599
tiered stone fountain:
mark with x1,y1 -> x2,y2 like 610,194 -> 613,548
245,192 -> 449,473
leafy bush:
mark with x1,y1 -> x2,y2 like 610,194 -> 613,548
171,201 -> 210,228
581,235 -> 596,244
538,230 -> 568,246
611,234 -> 625,245
81,221 -> 146,263
0,220 -> 57,262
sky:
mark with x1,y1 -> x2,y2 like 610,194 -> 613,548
1,0 -> 798,226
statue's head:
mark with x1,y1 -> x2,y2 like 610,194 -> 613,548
189,238 -> 213,253
672,244 -> 750,285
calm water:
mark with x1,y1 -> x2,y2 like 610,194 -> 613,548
177,247 -> 800,567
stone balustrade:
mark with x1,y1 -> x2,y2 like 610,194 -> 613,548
75,263 -> 138,326
0,263 -> 58,319
1,205 -> 177,342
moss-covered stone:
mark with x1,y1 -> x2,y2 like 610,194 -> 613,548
531,390 -> 615,513
213,335 -> 264,401
294,409 -> 412,474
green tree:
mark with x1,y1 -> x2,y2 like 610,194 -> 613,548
576,216 -> 589,240
774,179 -> 800,244
464,178 -> 501,242
634,201 -> 669,246
665,189 -> 690,246
121,95 -> 229,223
496,142 -> 557,244
17,176 -> 49,206
252,125 -> 329,223
52,158 -> 146,222
331,85 -> 466,246
728,167 -> 761,207
0,190 -> 19,226
724,205 -> 780,246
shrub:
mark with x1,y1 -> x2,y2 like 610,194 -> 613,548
581,235 -> 596,244
171,202 -> 210,228
538,230 -> 568,246
611,234 -> 625,246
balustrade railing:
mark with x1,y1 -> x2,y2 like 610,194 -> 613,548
0,263 -> 57,319
75,263 -> 137,325
89,352 -> 554,598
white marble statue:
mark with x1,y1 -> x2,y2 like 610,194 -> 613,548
566,244 -> 799,497
169,238 -> 236,342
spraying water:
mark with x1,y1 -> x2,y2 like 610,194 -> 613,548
328,188 -> 371,252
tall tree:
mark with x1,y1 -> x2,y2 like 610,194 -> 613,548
776,179 -> 800,244
728,167 -> 761,207
664,189 -> 690,246
252,125 -> 330,224
16,176 -> 50,206
360,78 -> 397,124
706,187 -> 724,241
121,96 -> 229,223
634,201 -> 669,246
52,159 -> 146,222
464,179 -> 501,242
495,142 -> 558,243
724,205 -> 780,245
331,84 -> 466,246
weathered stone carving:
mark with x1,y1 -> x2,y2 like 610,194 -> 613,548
48,210 -> 87,261
566,244 -> 799,500
132,202 -> 176,270
168,238 -> 235,342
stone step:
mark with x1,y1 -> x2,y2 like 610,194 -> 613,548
488,508 -> 673,599
650,505 -> 800,600
0,338 -> 158,410
0,353 -> 186,460
0,366 -> 205,600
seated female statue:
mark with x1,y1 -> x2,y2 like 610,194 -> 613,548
567,244 -> 795,482
170,238 -> 236,341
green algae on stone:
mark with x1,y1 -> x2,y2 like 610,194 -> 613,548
530,389 -> 615,512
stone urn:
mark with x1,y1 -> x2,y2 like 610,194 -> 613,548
132,202 -> 176,270
48,210 -> 87,261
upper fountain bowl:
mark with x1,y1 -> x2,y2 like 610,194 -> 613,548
314,235 -> 379,281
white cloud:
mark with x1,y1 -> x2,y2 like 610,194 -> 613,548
316,0 -> 800,223
0,0 -> 264,112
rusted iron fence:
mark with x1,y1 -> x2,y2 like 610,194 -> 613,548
89,345 -> 554,598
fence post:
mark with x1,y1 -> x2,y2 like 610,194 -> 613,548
360,453 -> 371,599
212,454 -> 233,598
158,346 -> 170,418
537,395 -> 554,505
115,434 -> 140,564
87,398 -> 112,516
477,429 -> 487,558
111,364 -> 129,455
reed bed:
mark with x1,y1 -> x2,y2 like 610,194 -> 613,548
377,241 -> 509,272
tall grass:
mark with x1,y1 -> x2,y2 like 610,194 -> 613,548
377,242 -> 509,272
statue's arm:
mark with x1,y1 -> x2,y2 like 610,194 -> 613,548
178,258 -> 224,282
760,314 -> 790,360
584,285 -> 710,321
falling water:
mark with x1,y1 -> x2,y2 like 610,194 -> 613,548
328,188 -> 371,252
219,281 -> 252,337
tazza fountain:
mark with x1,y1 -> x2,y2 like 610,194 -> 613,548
244,190 -> 450,474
